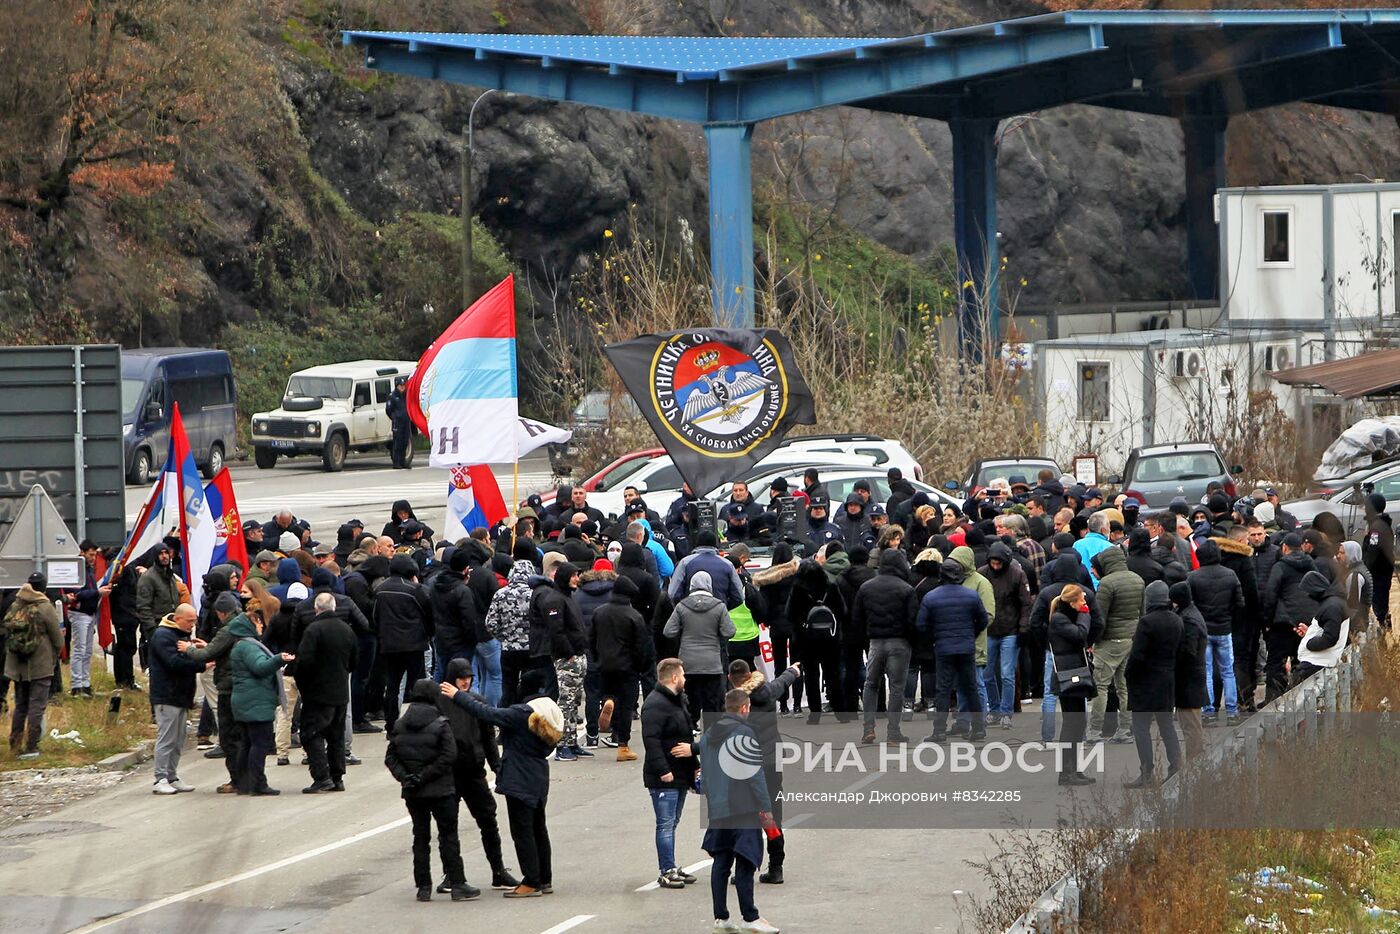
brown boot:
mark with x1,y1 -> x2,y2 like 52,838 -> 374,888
597,699 -> 614,733
503,884 -> 541,898
616,744 -> 637,762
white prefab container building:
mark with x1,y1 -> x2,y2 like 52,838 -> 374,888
1219,182 -> 1400,335
1033,329 -> 1316,473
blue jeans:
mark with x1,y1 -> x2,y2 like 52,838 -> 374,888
472,639 -> 503,708
984,634 -> 1018,716
1204,633 -> 1238,716
955,665 -> 990,730
648,788 -> 688,872
1041,649 -> 1057,742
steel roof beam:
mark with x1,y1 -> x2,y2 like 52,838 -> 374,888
351,26 -> 1107,125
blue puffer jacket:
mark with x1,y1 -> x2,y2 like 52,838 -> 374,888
915,560 -> 989,657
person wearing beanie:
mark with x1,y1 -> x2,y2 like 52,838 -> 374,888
385,678 -> 475,902
1362,491 -> 1395,629
1124,580 -> 1183,788
441,672 -> 562,898
589,573 -> 651,761
375,555 -> 434,732
4,573 -> 64,759
1253,500 -> 1278,530
530,561 -> 589,761
1259,532 -> 1315,702
668,529 -> 744,611
1169,580 -> 1208,761
574,558 -> 619,751
428,547 -> 484,697
183,590 -> 250,792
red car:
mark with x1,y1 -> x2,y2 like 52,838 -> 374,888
523,447 -> 665,508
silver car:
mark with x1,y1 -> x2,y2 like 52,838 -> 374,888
1112,442 -> 1242,509
1283,461 -> 1400,538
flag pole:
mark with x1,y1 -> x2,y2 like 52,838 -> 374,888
510,457 -> 519,551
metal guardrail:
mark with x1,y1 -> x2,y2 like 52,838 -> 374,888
1005,626 -> 1379,933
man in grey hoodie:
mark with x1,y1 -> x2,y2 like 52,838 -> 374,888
663,572 -> 736,723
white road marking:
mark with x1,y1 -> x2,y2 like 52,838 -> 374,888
65,816 -> 411,933
538,915 -> 596,934
635,857 -> 714,891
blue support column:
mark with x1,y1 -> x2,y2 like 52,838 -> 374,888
704,124 -> 755,328
1180,115 -> 1227,300
951,118 -> 999,357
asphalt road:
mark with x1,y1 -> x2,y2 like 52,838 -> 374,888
0,707 -> 1181,934
123,451 -> 556,543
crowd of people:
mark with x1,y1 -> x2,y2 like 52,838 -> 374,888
1,459 -> 1391,931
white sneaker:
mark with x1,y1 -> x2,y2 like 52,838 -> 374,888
170,779 -> 196,793
742,920 -> 781,934
152,779 -> 178,796
712,921 -> 741,933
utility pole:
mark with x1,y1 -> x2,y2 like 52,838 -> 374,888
462,89 -> 496,309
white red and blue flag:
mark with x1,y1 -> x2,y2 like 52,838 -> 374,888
442,465 -> 509,543
171,403 -> 217,611
100,471 -> 168,587
406,275 -> 518,467
203,469 -> 248,574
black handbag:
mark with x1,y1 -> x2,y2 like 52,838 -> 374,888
1052,649 -> 1097,699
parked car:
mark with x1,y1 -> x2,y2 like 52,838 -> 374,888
250,360 -> 416,472
526,447 -> 666,507
712,468 -> 957,511
1308,451 -> 1400,498
585,449 -> 878,519
957,457 -> 1062,495
122,348 -> 238,484
549,390 -> 641,474
1111,442 -> 1241,509
777,434 -> 924,481
1284,460 -> 1400,538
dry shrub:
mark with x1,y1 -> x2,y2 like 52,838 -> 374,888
575,0 -> 662,35
543,209 -> 1038,484
1211,389 -> 1311,499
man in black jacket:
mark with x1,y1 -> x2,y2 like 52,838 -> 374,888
728,658 -> 801,885
591,574 -> 652,762
529,562 -> 588,760
640,658 -> 700,889
296,593 -> 359,794
429,550 -> 483,678
1260,535 -> 1315,702
854,549 -> 917,746
1293,570 -> 1350,684
374,555 -> 434,732
1215,527 -> 1261,714
434,658 -> 520,893
1362,492 -> 1395,629
1188,540 -> 1245,725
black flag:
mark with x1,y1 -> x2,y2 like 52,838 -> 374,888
604,328 -> 816,497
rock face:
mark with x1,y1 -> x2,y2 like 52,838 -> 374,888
289,0 -> 1400,308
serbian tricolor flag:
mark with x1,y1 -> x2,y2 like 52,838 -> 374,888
204,469 -> 249,574
101,472 -> 170,587
171,403 -> 217,611
407,275 -> 518,467
443,465 -> 510,542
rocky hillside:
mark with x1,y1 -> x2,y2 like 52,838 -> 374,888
3,0 -> 1398,394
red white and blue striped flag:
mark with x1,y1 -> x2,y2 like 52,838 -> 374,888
406,275 -> 518,467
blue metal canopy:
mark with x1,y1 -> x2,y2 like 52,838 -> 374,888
345,9 -> 1400,348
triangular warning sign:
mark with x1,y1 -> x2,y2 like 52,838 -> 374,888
0,485 -> 79,560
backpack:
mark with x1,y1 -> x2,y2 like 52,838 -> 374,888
806,597 -> 837,635
3,599 -> 48,659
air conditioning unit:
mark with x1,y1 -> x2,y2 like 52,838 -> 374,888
1263,342 -> 1296,372
1173,349 -> 1205,379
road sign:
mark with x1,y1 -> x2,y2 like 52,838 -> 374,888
0,484 -> 82,589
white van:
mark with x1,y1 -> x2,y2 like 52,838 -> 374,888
250,360 -> 416,471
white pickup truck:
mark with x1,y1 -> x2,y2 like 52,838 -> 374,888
250,360 -> 416,471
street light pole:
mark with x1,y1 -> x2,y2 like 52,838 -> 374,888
462,89 -> 497,309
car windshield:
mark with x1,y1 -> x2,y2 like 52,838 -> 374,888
976,462 -> 1054,487
286,376 -> 352,400
1134,452 -> 1224,483
594,456 -> 652,491
121,378 -> 145,419
574,392 -> 638,420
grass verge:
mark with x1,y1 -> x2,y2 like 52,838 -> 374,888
1,664 -> 155,773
